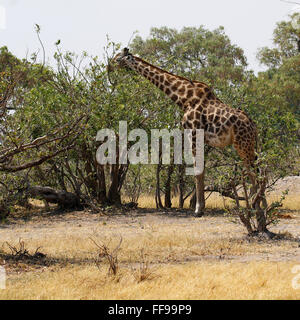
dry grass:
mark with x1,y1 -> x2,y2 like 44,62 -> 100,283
1,215 -> 298,266
130,249 -> 156,283
269,195 -> 300,211
138,193 -> 300,210
137,193 -> 231,209
1,261 -> 299,300
1,192 -> 300,300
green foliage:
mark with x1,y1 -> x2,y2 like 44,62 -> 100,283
257,13 -> 300,121
0,19 -> 299,218
257,13 -> 300,68
131,26 -> 248,87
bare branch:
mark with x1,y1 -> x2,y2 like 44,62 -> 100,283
280,0 -> 300,5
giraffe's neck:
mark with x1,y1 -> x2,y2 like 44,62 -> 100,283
126,56 -> 213,110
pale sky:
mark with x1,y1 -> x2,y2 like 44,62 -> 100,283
0,0 -> 299,73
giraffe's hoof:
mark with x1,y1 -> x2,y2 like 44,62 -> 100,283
195,204 -> 204,217
194,211 -> 204,217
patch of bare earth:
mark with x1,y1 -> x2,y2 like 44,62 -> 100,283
1,209 -> 300,268
0,176 -> 299,299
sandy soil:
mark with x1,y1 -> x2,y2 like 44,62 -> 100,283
269,176 -> 300,196
1,208 -> 300,267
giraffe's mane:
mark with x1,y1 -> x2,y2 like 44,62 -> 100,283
133,55 -> 208,87
132,55 -> 224,104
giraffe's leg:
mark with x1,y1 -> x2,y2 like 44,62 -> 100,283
190,129 -> 205,216
195,171 -> 205,216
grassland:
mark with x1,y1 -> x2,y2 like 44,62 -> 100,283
0,188 -> 300,300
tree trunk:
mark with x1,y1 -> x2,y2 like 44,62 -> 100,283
189,190 -> 196,209
195,171 -> 205,214
155,163 -> 164,209
178,164 -> 185,209
155,140 -> 164,210
164,164 -> 174,209
107,164 -> 121,205
28,186 -> 82,210
95,163 -> 108,205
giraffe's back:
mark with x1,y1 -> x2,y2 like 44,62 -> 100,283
184,102 -> 257,162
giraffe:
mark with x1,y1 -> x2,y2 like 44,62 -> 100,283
109,48 -> 258,216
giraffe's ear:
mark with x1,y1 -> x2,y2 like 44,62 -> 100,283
123,48 -> 130,56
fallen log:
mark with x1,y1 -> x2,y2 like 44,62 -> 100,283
27,186 -> 82,210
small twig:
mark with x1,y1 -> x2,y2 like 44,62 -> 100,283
280,0 -> 300,5
34,24 -> 46,72
90,236 -> 122,276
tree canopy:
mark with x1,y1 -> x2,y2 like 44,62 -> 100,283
0,17 -> 299,234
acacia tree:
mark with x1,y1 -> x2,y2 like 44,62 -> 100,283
257,12 -> 300,121
0,46 -> 89,216
1,36 -> 183,214
0,47 -> 85,172
221,13 -> 300,236
257,11 -> 300,68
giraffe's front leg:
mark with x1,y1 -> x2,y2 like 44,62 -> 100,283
190,128 -> 205,216
194,172 -> 205,216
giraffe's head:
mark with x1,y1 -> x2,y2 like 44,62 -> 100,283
107,48 -> 135,72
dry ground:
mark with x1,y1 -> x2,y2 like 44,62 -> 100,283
0,209 -> 300,299
0,177 -> 299,300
